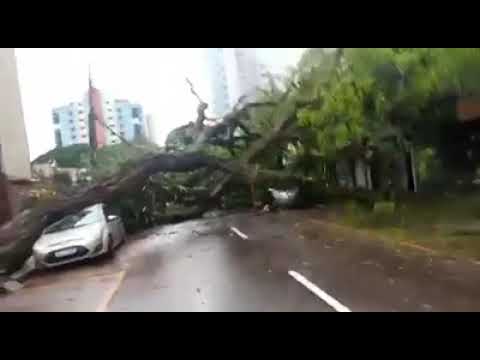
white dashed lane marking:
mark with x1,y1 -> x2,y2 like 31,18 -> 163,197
230,227 -> 249,240
288,270 -> 352,312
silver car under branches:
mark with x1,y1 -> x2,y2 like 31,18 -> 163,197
33,204 -> 126,269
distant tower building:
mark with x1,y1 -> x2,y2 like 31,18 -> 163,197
114,100 -> 145,142
205,48 -> 266,117
224,48 -> 265,104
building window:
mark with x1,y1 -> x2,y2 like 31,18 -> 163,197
55,129 -> 63,147
53,113 -> 60,124
69,111 -> 73,116
82,134 -> 87,139
78,110 -> 83,114
120,131 -> 125,137
71,127 -> 75,132
134,124 -> 143,139
69,119 -> 74,124
72,135 -> 77,141
132,108 -> 141,118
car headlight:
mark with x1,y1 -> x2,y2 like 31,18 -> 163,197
93,242 -> 104,254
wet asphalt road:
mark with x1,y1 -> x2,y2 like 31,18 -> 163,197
3,209 -> 480,312
107,212 -> 333,312
0,211 -> 334,312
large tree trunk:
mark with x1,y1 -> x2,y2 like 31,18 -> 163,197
0,144 -> 305,272
0,173 -> 11,225
0,153 -> 226,271
0,82 -> 313,273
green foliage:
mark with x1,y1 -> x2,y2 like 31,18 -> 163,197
202,145 -> 233,160
92,142 -> 158,178
52,172 -> 72,186
248,49 -> 480,195
295,49 -> 480,165
34,142 -> 160,180
416,147 -> 443,185
33,144 -> 90,168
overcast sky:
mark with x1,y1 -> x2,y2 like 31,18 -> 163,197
15,48 -> 305,160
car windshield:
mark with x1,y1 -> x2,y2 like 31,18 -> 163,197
44,207 -> 102,234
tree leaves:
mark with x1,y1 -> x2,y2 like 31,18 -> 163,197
292,48 -> 480,163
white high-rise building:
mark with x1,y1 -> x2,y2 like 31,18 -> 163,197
205,48 -> 266,117
0,48 -> 31,180
144,114 -> 160,145
205,48 -> 230,117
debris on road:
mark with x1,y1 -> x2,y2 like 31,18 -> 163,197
361,260 -> 383,269
203,210 -> 227,219
2,280 -> 24,293
421,303 -> 433,311
0,256 -> 37,295
10,256 -> 37,281
155,231 -> 177,236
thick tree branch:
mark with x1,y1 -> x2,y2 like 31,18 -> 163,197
0,78 -> 322,274
0,152 -> 228,271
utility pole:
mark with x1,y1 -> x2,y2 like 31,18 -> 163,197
88,65 -> 97,167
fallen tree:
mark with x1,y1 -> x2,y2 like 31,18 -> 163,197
0,80 -> 316,273
0,153 -> 227,271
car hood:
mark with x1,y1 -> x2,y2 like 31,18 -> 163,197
34,223 -> 103,249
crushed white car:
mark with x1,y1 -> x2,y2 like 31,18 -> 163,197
33,204 -> 126,269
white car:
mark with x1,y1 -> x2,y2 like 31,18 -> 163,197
268,188 -> 299,208
33,204 -> 126,268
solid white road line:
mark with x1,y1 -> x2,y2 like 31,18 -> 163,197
230,227 -> 249,240
288,270 -> 352,312
96,270 -> 126,312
